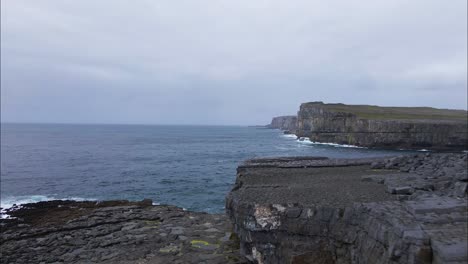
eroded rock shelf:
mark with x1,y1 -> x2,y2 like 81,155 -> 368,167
0,200 -> 247,264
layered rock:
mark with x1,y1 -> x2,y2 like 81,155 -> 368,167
269,116 -> 297,132
226,154 -> 468,264
295,102 -> 468,151
0,200 -> 246,264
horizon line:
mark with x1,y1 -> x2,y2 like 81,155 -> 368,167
0,121 -> 269,127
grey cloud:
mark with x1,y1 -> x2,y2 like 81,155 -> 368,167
1,0 -> 467,125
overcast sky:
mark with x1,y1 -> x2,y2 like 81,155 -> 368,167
1,0 -> 467,125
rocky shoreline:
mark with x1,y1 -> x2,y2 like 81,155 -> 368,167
0,200 -> 246,264
1,153 -> 466,263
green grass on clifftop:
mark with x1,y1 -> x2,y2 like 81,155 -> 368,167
303,102 -> 468,122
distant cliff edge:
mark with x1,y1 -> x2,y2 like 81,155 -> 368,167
272,102 -> 468,151
268,116 -> 297,131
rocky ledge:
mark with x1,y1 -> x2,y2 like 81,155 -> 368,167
226,153 -> 467,264
0,200 -> 246,264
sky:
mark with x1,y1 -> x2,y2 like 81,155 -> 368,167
1,0 -> 467,125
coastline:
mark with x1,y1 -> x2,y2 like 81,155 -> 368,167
2,153 -> 467,263
1,125 -> 406,217
2,116 -> 467,263
270,102 -> 468,151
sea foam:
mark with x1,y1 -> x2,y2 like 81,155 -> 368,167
297,137 -> 366,149
0,195 -> 96,218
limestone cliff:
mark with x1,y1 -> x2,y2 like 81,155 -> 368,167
226,154 -> 468,264
295,102 -> 468,151
269,116 -> 297,131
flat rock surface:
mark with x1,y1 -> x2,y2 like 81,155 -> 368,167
232,157 -> 397,208
0,200 -> 247,264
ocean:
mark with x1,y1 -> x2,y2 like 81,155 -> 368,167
1,123 -> 404,214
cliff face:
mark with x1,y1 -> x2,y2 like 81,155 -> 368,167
296,102 -> 468,151
226,154 -> 468,264
269,116 -> 297,131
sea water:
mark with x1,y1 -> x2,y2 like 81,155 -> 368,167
1,123 -> 404,213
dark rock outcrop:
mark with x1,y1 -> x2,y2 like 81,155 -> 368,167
226,153 -> 468,264
269,116 -> 297,131
0,200 -> 246,264
295,102 -> 468,151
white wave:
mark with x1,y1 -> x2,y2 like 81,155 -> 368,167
282,134 -> 297,139
296,137 -> 313,144
1,195 -> 54,210
296,137 -> 366,149
274,146 -> 292,150
334,143 -> 366,149
0,195 -> 96,218
417,149 -> 430,152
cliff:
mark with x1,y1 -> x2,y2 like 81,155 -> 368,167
226,153 -> 467,264
269,116 -> 297,131
295,102 -> 468,151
